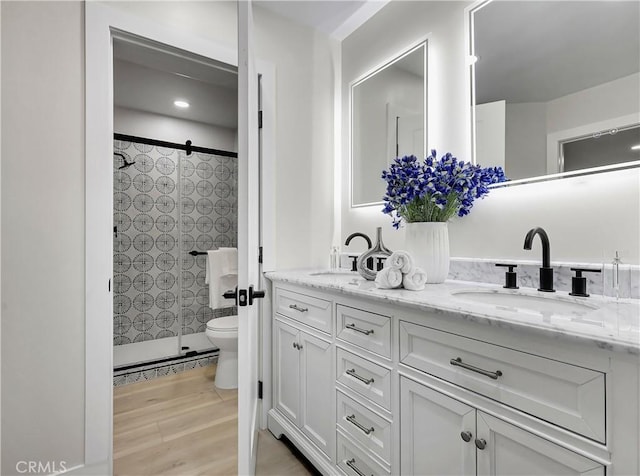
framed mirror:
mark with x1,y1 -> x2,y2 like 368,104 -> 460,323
468,1 -> 640,185
351,41 -> 427,207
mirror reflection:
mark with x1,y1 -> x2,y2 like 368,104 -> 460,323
351,42 -> 427,206
470,1 -> 640,182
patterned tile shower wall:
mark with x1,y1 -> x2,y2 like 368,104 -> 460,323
113,140 -> 238,345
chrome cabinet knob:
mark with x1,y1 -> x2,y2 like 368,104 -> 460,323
460,431 -> 473,442
475,438 -> 487,450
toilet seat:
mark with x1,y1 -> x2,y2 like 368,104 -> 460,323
206,315 -> 238,333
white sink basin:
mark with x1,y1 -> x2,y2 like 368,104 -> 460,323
451,289 -> 599,318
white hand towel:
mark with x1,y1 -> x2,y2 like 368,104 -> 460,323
384,250 -> 414,274
402,267 -> 428,291
205,247 -> 238,284
206,248 -> 238,309
374,267 -> 403,289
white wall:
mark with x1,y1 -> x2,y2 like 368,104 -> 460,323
1,1 -> 336,473
547,72 -> 640,135
1,2 -> 85,474
253,5 -> 337,269
0,2 -> 4,472
114,106 -> 238,152
342,1 -> 472,253
341,1 -> 639,264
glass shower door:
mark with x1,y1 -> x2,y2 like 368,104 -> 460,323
113,140 -> 182,364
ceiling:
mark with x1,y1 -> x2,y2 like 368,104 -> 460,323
474,1 -> 640,104
257,0 -> 373,38
113,1 -> 386,128
113,38 -> 238,129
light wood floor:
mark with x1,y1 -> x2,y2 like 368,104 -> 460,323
114,364 -> 317,476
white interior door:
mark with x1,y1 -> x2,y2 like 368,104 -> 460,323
238,0 -> 261,474
475,100 -> 506,169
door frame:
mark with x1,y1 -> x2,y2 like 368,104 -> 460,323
85,2 -> 275,471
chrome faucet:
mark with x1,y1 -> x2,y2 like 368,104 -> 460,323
523,227 -> 555,292
345,232 -> 373,271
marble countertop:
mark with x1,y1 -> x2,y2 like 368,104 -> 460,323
265,269 -> 640,355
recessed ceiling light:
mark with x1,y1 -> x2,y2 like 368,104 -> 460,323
174,100 -> 189,108
631,144 -> 640,151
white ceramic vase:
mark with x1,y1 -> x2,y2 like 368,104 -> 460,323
404,222 -> 450,284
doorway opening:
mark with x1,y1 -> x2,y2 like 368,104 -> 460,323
110,32 -> 242,474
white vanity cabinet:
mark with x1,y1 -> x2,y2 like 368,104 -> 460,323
271,284 -> 335,462
266,276 -> 640,476
273,317 -> 333,459
400,377 -> 605,476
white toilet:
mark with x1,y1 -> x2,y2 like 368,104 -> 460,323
205,315 -> 238,389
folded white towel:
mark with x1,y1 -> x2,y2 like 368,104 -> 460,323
206,248 -> 238,309
205,247 -> 237,284
402,267 -> 428,291
384,250 -> 414,274
374,267 -> 403,289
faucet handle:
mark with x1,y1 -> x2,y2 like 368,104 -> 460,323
569,267 -> 602,297
496,263 -> 518,289
348,255 -> 358,272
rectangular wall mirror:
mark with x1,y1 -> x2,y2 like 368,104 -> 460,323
469,0 -> 640,184
351,41 -> 427,207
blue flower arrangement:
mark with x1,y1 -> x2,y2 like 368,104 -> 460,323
381,150 -> 507,229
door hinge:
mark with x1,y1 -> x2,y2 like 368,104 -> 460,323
258,380 -> 263,399
258,110 -> 263,129
258,246 -> 263,264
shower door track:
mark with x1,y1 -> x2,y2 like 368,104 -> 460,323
114,133 -> 238,158
114,348 -> 219,373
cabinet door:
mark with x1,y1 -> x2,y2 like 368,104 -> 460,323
274,319 -> 300,425
299,331 -> 333,458
400,377 -> 475,476
476,412 -> 604,476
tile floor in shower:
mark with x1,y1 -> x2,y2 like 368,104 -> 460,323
113,364 -> 317,475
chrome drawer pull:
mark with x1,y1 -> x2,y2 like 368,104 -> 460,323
475,438 -> 487,450
346,368 -> 374,385
450,357 -> 503,380
346,458 -> 372,476
346,414 -> 374,435
289,304 -> 308,312
346,323 -> 374,335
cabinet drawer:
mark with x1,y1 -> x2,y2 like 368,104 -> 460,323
399,321 -> 605,442
337,391 -> 392,465
337,432 -> 390,476
337,305 -> 391,359
337,348 -> 391,411
275,287 -> 331,333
